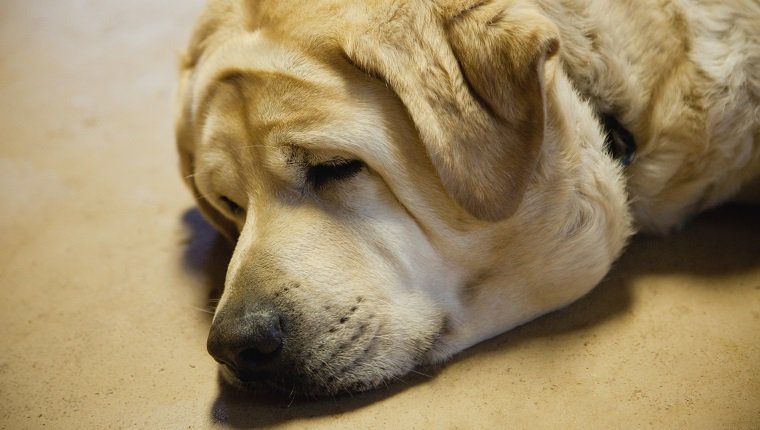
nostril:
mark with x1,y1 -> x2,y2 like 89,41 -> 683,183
207,308 -> 285,380
240,319 -> 283,359
234,319 -> 283,379
239,344 -> 278,366
253,324 -> 283,355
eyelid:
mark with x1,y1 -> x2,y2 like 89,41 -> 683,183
307,159 -> 364,189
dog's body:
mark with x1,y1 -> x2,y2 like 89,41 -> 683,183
539,0 -> 760,233
176,0 -> 760,395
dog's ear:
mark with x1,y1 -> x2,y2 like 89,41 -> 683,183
342,2 -> 559,221
175,6 -> 239,241
176,73 -> 239,241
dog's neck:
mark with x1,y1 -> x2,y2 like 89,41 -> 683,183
535,0 -> 760,233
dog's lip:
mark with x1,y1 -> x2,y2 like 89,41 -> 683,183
220,361 -> 273,384
216,317 -> 443,396
218,362 -> 274,393
217,325 -> 385,396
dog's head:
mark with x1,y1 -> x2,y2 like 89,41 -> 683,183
176,0 -> 631,396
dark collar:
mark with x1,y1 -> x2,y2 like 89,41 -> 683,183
601,114 -> 637,166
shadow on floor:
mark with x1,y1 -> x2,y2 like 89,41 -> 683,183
179,204 -> 759,428
181,208 -> 233,319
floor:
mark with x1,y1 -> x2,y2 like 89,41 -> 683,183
1,1 -> 759,429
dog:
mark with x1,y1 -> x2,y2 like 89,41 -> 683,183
175,0 -> 760,396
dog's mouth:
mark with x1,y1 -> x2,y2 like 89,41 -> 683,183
219,360 -> 386,397
215,318 -> 444,397
207,278 -> 449,397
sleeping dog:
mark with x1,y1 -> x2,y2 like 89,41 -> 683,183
176,0 -> 760,395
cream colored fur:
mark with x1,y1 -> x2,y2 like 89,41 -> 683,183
176,0 -> 759,395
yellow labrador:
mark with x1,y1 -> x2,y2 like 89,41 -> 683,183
176,0 -> 760,395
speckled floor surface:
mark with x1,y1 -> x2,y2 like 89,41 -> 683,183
1,1 -> 759,429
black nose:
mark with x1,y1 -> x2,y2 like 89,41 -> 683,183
207,305 -> 284,381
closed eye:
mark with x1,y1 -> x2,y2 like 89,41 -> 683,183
307,159 -> 364,189
219,195 -> 244,216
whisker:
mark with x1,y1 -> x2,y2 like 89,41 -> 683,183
287,387 -> 296,408
342,387 -> 355,399
408,369 -> 433,379
189,305 -> 215,315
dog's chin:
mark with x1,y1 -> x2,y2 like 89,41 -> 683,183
217,361 -> 399,398
217,329 -> 444,398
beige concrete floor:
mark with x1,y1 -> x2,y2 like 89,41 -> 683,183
1,1 -> 759,429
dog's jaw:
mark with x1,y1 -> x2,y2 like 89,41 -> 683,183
214,287 -> 448,397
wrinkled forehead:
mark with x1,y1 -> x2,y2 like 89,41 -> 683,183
192,31 -> 336,128
192,30 -> 393,159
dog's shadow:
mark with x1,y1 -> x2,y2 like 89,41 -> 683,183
180,205 -> 759,428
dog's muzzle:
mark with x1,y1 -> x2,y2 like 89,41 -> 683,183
204,286 -> 438,396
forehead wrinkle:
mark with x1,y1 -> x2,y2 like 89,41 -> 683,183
236,70 -> 344,156
275,94 -> 396,160
227,72 -> 335,193
198,32 -> 397,170
191,30 -> 337,122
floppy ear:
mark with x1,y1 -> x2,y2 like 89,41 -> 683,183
342,1 -> 559,221
175,8 -> 239,241
176,67 -> 239,241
